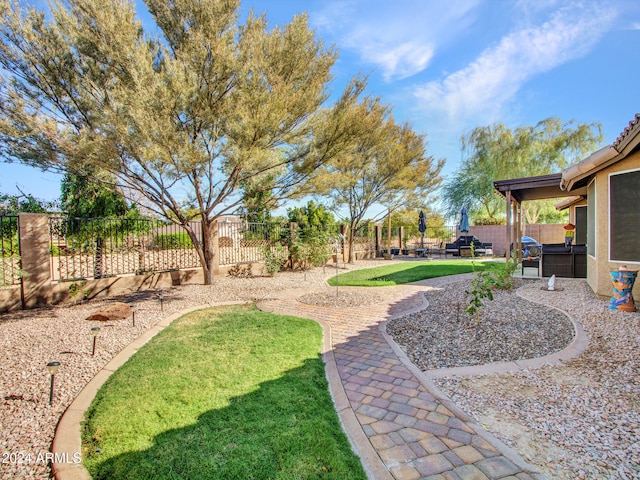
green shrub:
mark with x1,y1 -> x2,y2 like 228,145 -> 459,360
466,258 -> 517,323
262,243 -> 288,276
153,232 -> 193,249
289,233 -> 331,270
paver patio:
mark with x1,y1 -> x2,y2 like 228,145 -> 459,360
257,275 -> 547,480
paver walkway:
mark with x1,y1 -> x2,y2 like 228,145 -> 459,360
257,275 -> 547,480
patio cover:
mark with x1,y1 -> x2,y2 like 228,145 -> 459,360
493,173 -> 583,261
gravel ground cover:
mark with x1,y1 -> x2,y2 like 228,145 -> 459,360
387,277 -> 639,480
386,278 -> 575,369
0,261 -> 379,479
2,261 -> 639,480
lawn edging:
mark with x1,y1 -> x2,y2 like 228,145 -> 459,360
312,316 -> 395,480
50,302 -> 250,480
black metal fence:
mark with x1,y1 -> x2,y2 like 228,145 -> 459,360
218,220 -> 286,265
0,215 -> 20,286
38,216 -> 460,283
49,217 -> 201,281
380,224 -> 457,248
218,221 -> 343,265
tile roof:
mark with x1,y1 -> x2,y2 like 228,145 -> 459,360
612,113 -> 640,152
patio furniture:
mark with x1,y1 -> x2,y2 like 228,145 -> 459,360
445,235 -> 493,257
541,244 -> 586,278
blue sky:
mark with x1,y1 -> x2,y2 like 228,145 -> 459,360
2,0 -> 639,209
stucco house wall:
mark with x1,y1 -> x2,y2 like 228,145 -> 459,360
589,150 -> 640,299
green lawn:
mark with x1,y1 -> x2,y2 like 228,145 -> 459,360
327,259 -> 503,286
82,305 -> 367,480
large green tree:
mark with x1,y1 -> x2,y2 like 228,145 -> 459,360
309,93 -> 444,262
0,0 -> 362,283
287,200 -> 336,230
60,168 -> 137,219
443,118 -> 602,223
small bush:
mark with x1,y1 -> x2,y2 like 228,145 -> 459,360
289,234 -> 331,270
153,232 -> 193,250
227,264 -> 253,278
262,244 -> 288,276
466,259 -> 517,323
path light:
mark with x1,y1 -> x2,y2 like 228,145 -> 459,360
130,303 -> 137,326
91,327 -> 100,356
46,361 -> 60,406
158,291 -> 164,312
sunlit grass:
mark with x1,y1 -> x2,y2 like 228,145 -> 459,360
82,305 -> 366,480
327,260 -> 503,286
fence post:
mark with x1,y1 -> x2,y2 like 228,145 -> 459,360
375,224 -> 382,257
18,213 -> 52,309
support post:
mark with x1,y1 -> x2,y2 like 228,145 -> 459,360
18,214 -> 52,309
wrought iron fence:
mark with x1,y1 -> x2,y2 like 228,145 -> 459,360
49,217 -> 201,281
352,223 -> 375,253
45,215 -> 460,282
0,215 -> 20,286
218,221 -> 344,266
217,220 -> 288,266
414,225 -> 458,248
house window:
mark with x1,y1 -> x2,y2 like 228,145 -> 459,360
575,205 -> 587,245
609,169 -> 640,262
587,180 -> 595,257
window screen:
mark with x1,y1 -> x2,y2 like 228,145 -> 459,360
587,180 -> 595,257
575,205 -> 587,245
610,170 -> 640,262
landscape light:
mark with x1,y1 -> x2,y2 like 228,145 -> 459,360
130,303 -> 137,326
91,327 -> 100,356
46,361 -> 60,406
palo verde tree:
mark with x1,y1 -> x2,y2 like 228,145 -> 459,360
0,0 -> 363,283
309,93 -> 444,262
442,118 -> 602,223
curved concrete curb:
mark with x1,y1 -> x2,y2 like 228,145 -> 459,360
50,302 -> 249,480
315,315 -> 395,480
380,325 -> 548,479
411,284 -> 589,380
379,291 -> 549,479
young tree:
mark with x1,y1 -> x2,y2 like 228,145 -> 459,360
309,94 -> 444,262
0,0 -> 362,283
442,118 -> 602,222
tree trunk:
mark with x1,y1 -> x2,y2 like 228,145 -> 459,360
183,218 -> 216,285
200,219 -> 216,285
348,222 -> 356,263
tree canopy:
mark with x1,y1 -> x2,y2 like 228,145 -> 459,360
60,169 -> 138,219
308,93 -> 444,262
0,0 -> 364,282
442,118 -> 602,223
287,200 -> 336,230
0,188 -> 56,215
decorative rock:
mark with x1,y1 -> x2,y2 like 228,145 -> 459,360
86,303 -> 133,321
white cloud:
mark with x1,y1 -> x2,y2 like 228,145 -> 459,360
414,3 -> 618,124
312,0 -> 481,81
